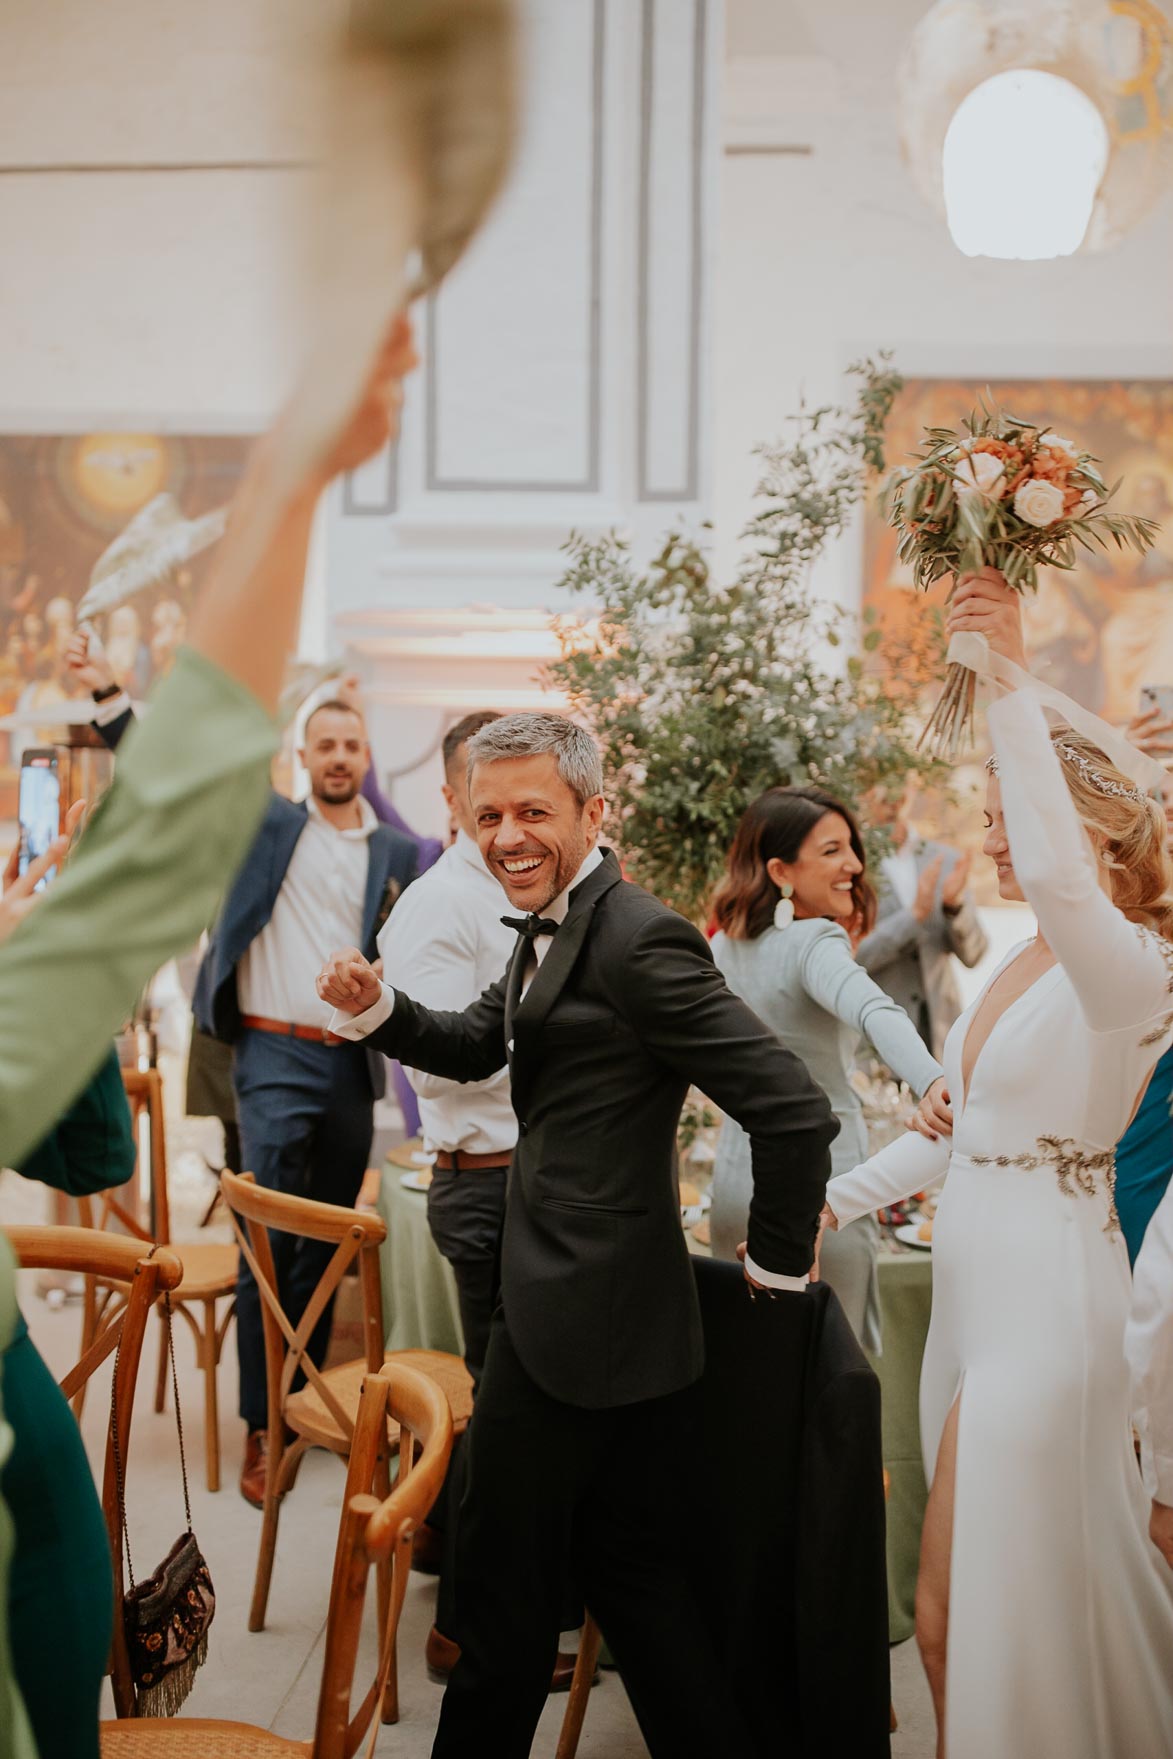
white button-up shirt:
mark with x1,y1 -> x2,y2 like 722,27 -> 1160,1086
377,831 -> 517,1157
239,795 -> 377,1031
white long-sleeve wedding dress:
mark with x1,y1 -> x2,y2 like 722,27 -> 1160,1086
828,681 -> 1173,1759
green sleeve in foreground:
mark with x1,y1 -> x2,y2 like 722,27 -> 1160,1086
0,647 -> 276,1170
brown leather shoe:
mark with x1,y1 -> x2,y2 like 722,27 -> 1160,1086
424,1627 -> 590,1693
549,1651 -> 585,1694
412,1522 -> 444,1575
240,1427 -> 269,1509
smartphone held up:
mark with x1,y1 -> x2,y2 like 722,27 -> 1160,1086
18,749 -> 61,892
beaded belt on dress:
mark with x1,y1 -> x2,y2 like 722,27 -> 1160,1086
971,1136 -> 1119,1235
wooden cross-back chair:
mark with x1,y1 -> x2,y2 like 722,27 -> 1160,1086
221,1170 -> 473,1651
76,1066 -> 238,1491
100,1361 -> 454,1757
5,1225 -> 183,1720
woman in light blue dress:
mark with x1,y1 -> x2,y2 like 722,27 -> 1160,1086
709,785 -> 946,1349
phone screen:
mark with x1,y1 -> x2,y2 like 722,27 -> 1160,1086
1140,684 -> 1173,722
18,752 -> 61,891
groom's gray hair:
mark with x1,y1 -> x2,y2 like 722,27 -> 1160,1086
466,712 -> 604,807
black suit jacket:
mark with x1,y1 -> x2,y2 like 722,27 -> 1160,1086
362,848 -> 838,1409
690,1258 -> 891,1758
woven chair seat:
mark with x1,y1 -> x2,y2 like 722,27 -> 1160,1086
102,1719 -> 309,1756
285,1347 -> 474,1454
170,1241 -> 238,1298
93,1241 -> 237,1300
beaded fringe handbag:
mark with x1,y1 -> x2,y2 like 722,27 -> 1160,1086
109,1291 -> 216,1717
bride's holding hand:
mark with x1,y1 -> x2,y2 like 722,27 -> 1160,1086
824,568 -> 1173,1759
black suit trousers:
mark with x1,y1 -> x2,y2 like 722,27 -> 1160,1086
432,1318 -> 756,1759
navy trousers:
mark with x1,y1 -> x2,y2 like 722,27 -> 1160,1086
232,1031 -> 374,1430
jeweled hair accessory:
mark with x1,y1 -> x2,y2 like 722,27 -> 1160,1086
985,747 -> 1148,805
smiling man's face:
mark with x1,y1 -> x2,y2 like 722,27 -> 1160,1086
471,753 -> 604,912
301,706 -> 369,808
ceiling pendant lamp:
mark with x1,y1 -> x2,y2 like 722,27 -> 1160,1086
900,0 -> 1173,259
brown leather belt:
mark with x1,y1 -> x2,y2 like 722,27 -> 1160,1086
434,1149 -> 513,1171
240,1014 -> 330,1044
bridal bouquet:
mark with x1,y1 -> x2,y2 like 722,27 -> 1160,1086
884,402 -> 1160,756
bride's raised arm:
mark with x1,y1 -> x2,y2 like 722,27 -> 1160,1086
949,571 -> 1171,1035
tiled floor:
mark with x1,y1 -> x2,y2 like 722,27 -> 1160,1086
5,1163 -> 936,1755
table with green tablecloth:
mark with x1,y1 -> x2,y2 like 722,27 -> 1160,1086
376,1156 -> 934,1642
875,1249 -> 932,1643
375,1162 -> 463,1356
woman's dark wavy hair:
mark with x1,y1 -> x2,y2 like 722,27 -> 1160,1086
712,784 -> 876,942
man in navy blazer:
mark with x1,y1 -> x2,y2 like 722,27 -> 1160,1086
65,639 -> 420,1502
188,698 -> 418,1502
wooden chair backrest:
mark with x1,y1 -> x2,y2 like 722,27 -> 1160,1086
75,1067 -> 168,1247
311,1364 -> 453,1759
5,1225 -> 182,1717
219,1170 -> 388,1444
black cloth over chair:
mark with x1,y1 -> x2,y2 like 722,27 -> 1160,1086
689,1257 -> 891,1758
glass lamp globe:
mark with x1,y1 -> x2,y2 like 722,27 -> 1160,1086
943,68 -> 1110,258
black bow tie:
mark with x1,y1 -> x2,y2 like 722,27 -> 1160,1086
502,913 -> 561,941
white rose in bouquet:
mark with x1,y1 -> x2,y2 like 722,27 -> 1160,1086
1014,478 -> 1066,528
953,450 -> 1005,498
1039,432 -> 1077,460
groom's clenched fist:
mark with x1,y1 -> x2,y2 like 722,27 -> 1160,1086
317,947 -> 382,1015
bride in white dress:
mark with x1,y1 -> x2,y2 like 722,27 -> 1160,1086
824,572 -> 1173,1759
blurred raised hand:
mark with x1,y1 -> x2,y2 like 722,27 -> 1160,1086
0,801 -> 86,942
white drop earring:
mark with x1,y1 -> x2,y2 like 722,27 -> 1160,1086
774,882 -> 795,930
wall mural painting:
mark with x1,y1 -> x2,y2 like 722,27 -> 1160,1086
0,433 -> 250,811
862,378 -> 1173,896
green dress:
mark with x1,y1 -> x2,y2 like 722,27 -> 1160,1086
5,1046 -> 135,1759
0,646 -> 276,1758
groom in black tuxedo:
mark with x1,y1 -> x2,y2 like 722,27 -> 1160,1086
318,712 -> 837,1758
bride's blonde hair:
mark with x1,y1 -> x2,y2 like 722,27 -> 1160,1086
1051,728 -> 1173,939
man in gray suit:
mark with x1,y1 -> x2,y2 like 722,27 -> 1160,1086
856,776 -> 987,1061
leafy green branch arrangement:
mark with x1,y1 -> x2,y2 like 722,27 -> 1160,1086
545,356 -> 944,923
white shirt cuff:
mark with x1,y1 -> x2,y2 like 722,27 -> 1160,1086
743,1251 -> 809,1293
91,689 -> 133,727
328,982 -> 394,1041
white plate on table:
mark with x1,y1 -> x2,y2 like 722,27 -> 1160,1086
894,1221 -> 932,1251
399,1170 -> 433,1193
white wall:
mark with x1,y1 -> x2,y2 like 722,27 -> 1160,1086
714,0 -> 1173,601
0,0 -> 335,430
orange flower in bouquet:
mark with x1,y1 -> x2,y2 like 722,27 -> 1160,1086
883,400 -> 1159,756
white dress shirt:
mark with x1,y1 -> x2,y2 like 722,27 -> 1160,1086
239,795 -> 377,1030
377,831 -> 517,1156
91,689 -> 134,728
1127,1182 -> 1173,1505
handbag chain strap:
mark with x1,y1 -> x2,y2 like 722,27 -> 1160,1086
109,1265 -> 194,1593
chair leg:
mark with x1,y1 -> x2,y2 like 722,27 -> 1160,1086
153,1307 -> 169,1413
201,1298 -> 221,1493
249,1435 -> 308,1633
373,1450 -> 398,1724
555,1614 -> 603,1759
73,1278 -> 97,1421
